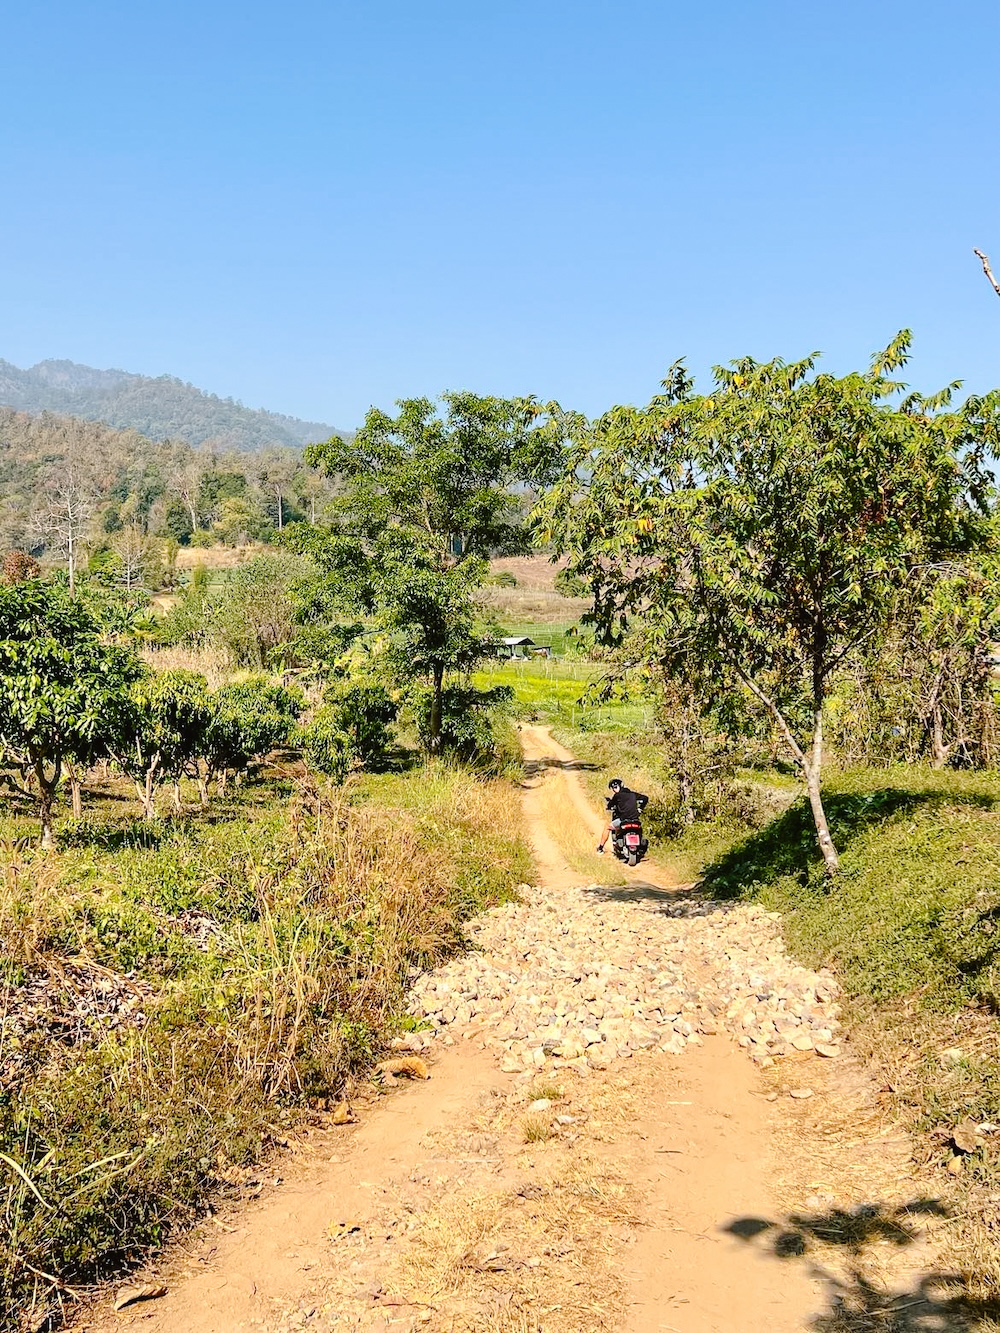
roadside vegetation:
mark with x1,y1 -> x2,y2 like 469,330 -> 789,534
7,333 -> 1000,1323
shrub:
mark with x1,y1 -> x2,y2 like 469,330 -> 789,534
554,567 -> 588,598
322,682 -> 398,768
298,706 -> 354,782
414,683 -> 516,767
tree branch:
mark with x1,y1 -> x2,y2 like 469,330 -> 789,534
974,249 -> 1000,298
729,662 -> 808,772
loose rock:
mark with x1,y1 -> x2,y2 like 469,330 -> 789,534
406,879 -> 842,1075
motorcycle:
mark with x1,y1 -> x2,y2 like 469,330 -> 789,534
610,819 -> 647,867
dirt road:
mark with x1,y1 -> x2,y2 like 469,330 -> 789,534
83,728 -> 941,1333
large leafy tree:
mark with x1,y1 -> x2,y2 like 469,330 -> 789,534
0,582 -> 142,846
305,392 -> 568,559
296,393 -> 571,750
540,334 -> 999,874
374,546 -> 490,749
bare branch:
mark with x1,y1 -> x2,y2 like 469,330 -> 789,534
974,248 -> 1000,298
729,661 -> 809,772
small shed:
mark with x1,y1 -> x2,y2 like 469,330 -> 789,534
497,635 -> 535,660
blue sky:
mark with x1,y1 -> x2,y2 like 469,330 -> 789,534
2,1 -> 999,428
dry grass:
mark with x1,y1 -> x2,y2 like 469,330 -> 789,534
490,556 -> 567,592
0,767 -> 529,1328
520,1113 -> 552,1143
174,544 -> 266,570
139,643 -> 232,686
479,584 -> 589,629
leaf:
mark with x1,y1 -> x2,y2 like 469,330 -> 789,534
952,1119 -> 980,1154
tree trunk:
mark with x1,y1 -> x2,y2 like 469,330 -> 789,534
38,784 -> 56,850
172,780 -> 182,812
67,763 -> 83,819
930,702 -> 948,769
134,768 -> 158,820
429,664 -> 444,753
35,759 -> 59,850
197,768 -> 210,808
806,703 -> 839,876
733,662 -> 839,875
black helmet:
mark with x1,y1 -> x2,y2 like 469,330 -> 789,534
608,777 -> 623,790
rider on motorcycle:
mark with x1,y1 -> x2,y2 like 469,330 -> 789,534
596,778 -> 648,854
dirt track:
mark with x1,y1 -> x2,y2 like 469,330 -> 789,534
82,728 -> 944,1333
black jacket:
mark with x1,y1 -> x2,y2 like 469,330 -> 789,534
607,787 -> 647,824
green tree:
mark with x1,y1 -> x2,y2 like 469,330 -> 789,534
0,583 -> 142,846
212,495 -> 269,547
298,393 -> 572,749
200,676 -> 302,801
111,669 -> 212,819
305,392 -> 569,560
540,335 -> 998,874
375,545 -> 492,752
213,552 -> 311,667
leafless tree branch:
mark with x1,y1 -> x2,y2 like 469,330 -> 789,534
974,248 -> 1000,298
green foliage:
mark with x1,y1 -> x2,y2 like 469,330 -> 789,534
305,392 -> 569,560
212,552 -> 313,667
414,682 -> 516,765
297,706 -> 354,782
111,669 -> 212,817
203,677 -> 303,786
292,394 -> 575,754
553,566 -> 588,598
0,582 -> 143,844
322,682 -> 398,768
163,497 -> 194,544
540,335 -> 1000,872
212,495 -> 271,546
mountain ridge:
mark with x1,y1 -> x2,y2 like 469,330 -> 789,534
0,357 -> 341,452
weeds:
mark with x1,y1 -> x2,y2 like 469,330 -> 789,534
521,1114 -> 552,1144
0,763 -> 528,1327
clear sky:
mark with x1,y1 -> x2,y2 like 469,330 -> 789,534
3,1 -> 999,429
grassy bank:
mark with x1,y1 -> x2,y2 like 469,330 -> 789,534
0,764 -> 529,1326
697,767 -> 1000,1309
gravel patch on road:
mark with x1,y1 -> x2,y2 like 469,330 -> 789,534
405,882 -> 841,1076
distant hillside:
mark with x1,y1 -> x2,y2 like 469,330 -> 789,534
0,358 -> 339,452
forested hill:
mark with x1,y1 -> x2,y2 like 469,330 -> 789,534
0,358 -> 338,451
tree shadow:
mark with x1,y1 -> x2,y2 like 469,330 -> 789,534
522,754 -> 600,777
725,1200 -> 1000,1330
583,881 -> 707,907
57,821 -> 164,852
701,787 -> 1000,899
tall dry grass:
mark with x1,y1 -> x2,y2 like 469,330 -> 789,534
0,766 -> 529,1328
